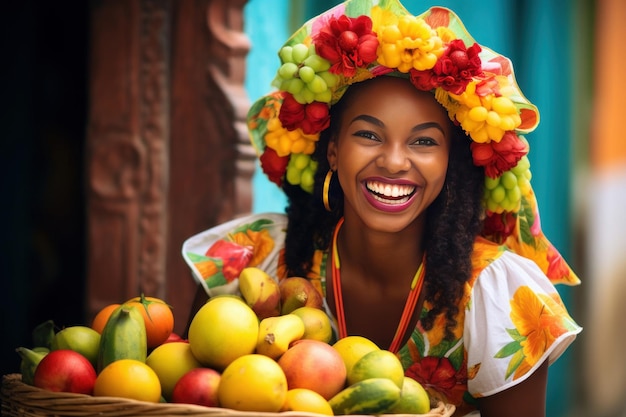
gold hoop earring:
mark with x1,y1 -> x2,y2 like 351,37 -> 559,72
323,170 -> 334,212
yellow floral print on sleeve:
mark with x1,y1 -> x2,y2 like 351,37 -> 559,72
497,285 -> 577,380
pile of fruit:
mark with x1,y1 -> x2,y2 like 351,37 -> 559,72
15,267 -> 431,415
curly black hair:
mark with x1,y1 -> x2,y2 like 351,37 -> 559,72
281,79 -> 485,340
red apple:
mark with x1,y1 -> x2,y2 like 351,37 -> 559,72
171,367 -> 221,407
33,349 -> 97,395
277,339 -> 346,400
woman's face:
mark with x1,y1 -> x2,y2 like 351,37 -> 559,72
327,76 -> 452,233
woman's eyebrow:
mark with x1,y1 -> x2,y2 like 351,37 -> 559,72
349,114 -> 384,128
350,115 -> 445,135
411,122 -> 445,135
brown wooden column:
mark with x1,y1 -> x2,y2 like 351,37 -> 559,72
86,0 -> 252,334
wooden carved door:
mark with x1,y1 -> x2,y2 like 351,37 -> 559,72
85,0 -> 253,334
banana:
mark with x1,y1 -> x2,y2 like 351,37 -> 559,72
238,267 -> 282,319
256,314 -> 305,359
328,377 -> 401,415
97,304 -> 147,372
16,346 -> 49,385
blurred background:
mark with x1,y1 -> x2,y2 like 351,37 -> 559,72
2,1 -> 625,416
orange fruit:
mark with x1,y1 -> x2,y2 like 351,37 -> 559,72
94,359 -> 161,403
280,388 -> 333,415
125,294 -> 174,348
187,296 -> 259,370
91,304 -> 121,334
218,354 -> 287,412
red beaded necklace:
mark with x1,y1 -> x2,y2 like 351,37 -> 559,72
330,217 -> 425,353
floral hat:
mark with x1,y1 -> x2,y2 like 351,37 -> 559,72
247,0 -> 580,286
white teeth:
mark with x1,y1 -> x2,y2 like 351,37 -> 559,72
366,181 -> 415,198
372,194 -> 410,205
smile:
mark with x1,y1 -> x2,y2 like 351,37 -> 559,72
365,180 -> 416,205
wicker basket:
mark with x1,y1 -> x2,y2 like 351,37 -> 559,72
1,374 -> 455,417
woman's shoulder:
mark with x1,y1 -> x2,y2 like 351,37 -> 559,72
468,236 -> 508,285
472,234 -> 543,272
468,236 -> 568,295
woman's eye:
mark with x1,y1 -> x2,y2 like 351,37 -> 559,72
413,137 -> 437,146
354,130 -> 379,141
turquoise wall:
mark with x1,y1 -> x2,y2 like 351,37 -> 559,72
244,0 -> 290,214
243,2 -> 577,415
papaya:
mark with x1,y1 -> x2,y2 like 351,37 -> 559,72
328,377 -> 401,415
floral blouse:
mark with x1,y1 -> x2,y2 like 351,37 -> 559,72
182,213 -> 582,415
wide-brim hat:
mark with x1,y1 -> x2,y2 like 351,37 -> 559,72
247,0 -> 580,286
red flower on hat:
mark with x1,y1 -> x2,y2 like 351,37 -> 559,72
260,146 -> 289,187
313,15 -> 379,77
278,93 -> 305,128
410,40 -> 482,94
278,93 -> 330,135
482,211 -> 517,242
470,131 -> 527,178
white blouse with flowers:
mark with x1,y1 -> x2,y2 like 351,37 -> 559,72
182,213 -> 582,415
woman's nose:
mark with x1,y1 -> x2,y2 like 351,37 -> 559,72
376,143 -> 411,173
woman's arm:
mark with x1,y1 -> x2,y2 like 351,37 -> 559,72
477,359 -> 548,417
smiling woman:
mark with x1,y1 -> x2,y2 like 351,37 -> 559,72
185,1 -> 582,416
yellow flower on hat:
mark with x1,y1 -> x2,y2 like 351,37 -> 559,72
434,87 -> 460,121
451,77 -> 522,143
374,9 -> 444,73
264,116 -> 319,157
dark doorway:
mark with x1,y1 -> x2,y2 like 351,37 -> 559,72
1,1 -> 89,376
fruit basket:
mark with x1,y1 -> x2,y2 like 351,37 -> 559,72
1,373 -> 455,417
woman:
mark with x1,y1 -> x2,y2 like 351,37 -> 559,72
183,1 -> 581,415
